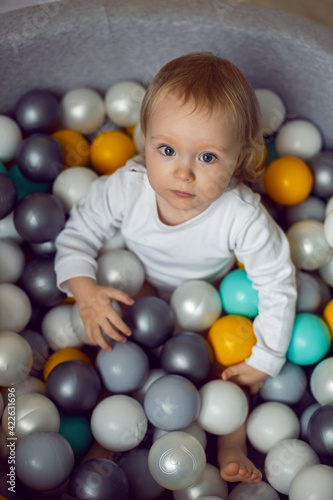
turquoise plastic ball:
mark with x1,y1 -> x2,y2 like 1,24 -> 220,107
8,164 -> 50,201
219,268 -> 259,318
59,415 -> 93,459
287,313 -> 331,365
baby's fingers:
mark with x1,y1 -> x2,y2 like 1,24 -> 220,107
106,288 -> 135,306
100,317 -> 129,344
86,323 -> 112,352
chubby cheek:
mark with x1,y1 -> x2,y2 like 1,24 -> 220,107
198,169 -> 233,202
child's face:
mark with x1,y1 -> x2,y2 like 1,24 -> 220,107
145,93 -> 243,225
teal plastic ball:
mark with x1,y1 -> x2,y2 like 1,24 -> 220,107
219,269 -> 258,318
287,313 -> 331,365
59,415 -> 93,459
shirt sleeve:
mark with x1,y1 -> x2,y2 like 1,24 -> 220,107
231,201 -> 297,377
54,171 -> 125,295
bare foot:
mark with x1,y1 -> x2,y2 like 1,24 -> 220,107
219,446 -> 262,483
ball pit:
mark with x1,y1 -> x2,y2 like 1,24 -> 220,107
1,1 -> 333,498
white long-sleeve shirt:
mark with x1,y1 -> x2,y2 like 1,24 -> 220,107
55,155 -> 297,376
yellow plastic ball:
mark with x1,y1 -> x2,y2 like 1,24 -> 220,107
52,129 -> 90,168
263,156 -> 313,205
236,259 -> 244,269
208,314 -> 257,366
323,299 -> 333,340
43,347 -> 93,381
90,130 -> 136,175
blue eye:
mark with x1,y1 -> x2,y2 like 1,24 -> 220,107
200,153 -> 216,163
160,146 -> 175,157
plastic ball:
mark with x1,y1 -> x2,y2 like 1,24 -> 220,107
324,207 -> 333,246
286,220 -> 333,270
219,269 -> 258,318
20,329 -> 50,376
308,404 -> 333,456
246,402 -> 300,454
90,130 -> 136,174
148,431 -> 206,490
2,375 -> 45,404
15,89 -> 61,135
275,119 -> 323,160
133,122 -> 145,154
0,211 -> 22,241
20,256 -> 66,307
16,430 -> 74,491
8,163 -> 50,201
45,360 -> 101,414
43,347 -> 93,381
263,156 -> 313,205
259,361 -> 307,404
121,448 -> 165,500
0,331 -> 33,386
99,228 -> 126,254
16,133 -> 64,182
296,271 -> 322,313
14,192 -> 66,243
264,438 -> 319,495
0,239 -> 25,283
173,463 -> 228,500
105,80 -> 146,127
208,314 -> 256,366
2,392 -> 60,440
160,331 -> 211,384
123,296 -> 175,349
227,481 -> 280,500
29,239 -> 57,256
58,414 -> 92,459
323,300 -> 333,338
61,87 -> 105,134
308,151 -> 333,198
41,303 -> 83,350
0,173 -> 16,219
198,380 -> 248,435
0,283 -> 31,332
68,458 -> 129,500
144,374 -> 201,431
283,196 -> 326,228
52,166 -> 98,213
289,464 -> 333,500
96,249 -> 145,297
91,395 -> 148,451
52,129 -> 90,167
255,88 -> 286,136
300,403 -> 321,440
132,368 -> 166,405
96,341 -> 149,393
170,280 -> 222,332
319,256 -> 333,287
0,115 -> 22,162
287,313 -> 331,365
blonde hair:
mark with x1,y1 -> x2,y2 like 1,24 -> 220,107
140,52 -> 265,184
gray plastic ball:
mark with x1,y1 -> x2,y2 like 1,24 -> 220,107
308,151 -> 333,198
173,463 -> 228,500
259,361 -> 307,404
17,133 -> 64,182
0,331 -> 33,386
283,196 -> 326,228
29,240 -> 57,256
96,340 -> 149,393
15,89 -> 61,135
20,329 -> 50,376
319,256 -> 333,287
148,431 -> 206,490
121,448 -> 165,500
131,368 -> 167,405
160,331 -> 211,384
308,404 -> 333,456
144,374 -> 201,431
170,280 -> 222,331
0,283 -> 31,332
310,357 -> 333,405
0,239 -> 25,283
2,392 -> 60,440
16,430 -> 74,491
300,403 -> 321,440
97,249 -> 145,297
0,172 -> 16,220
296,271 -> 322,313
227,481 -> 280,500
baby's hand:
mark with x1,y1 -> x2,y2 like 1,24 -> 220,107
75,282 -> 134,351
221,362 -> 269,394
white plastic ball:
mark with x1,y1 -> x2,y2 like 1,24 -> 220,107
324,210 -> 333,247
41,304 -> 83,350
99,229 -> 126,255
173,463 -> 228,500
0,331 -> 33,386
0,283 -> 31,332
326,195 -> 333,216
264,438 -> 319,495
0,239 -> 25,283
170,280 -> 222,332
148,431 -> 206,490
286,220 -> 333,270
152,421 -> 207,450
105,80 -> 146,127
300,403 -> 321,440
198,380 -> 248,435
318,256 -> 333,286
91,395 -> 148,451
275,119 -> 323,160
61,88 -> 106,134
227,481 -> 280,500
310,357 -> 333,405
255,89 -> 286,136
289,464 -> 333,500
246,402 -> 300,454
0,212 -> 23,242
52,166 -> 98,213
1,376 -> 45,406
0,115 -> 22,162
133,122 -> 145,154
